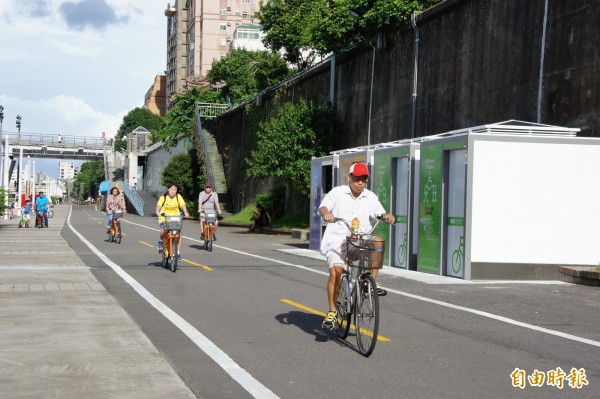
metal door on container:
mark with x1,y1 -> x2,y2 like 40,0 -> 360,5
445,149 -> 466,278
393,157 -> 410,268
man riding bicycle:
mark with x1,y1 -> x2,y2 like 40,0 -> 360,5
319,163 -> 395,330
35,191 -> 51,228
198,181 -> 222,241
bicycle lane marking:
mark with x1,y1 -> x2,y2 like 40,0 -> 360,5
68,209 -> 280,399
122,219 -> 600,349
281,299 -> 391,342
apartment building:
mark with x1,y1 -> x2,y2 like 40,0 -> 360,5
165,1 -> 188,112
164,1 -> 264,112
144,74 -> 167,117
186,0 -> 262,80
58,162 -> 77,181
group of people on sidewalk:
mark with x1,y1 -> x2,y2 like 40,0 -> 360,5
102,163 -> 394,332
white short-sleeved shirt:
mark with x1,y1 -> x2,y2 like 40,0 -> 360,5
319,185 -> 385,256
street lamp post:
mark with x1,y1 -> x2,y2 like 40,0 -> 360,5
16,115 -> 21,141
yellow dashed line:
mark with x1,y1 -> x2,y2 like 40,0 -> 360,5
138,241 -> 212,270
182,259 -> 213,271
280,298 -> 390,342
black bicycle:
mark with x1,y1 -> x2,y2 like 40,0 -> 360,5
331,216 -> 388,357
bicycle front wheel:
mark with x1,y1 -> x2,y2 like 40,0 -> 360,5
170,238 -> 178,272
335,273 -> 352,339
116,224 -> 122,244
355,274 -> 379,357
161,245 -> 168,268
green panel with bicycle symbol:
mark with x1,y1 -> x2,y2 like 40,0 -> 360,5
417,144 -> 442,274
445,149 -> 466,278
373,152 -> 392,265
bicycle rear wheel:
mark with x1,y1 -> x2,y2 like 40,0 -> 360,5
116,223 -> 122,244
355,274 -> 379,357
48,210 -> 54,218
335,273 -> 352,339
170,238 -> 178,272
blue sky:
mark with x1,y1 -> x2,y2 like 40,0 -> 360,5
0,0 -> 166,177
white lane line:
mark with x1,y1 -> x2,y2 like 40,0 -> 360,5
122,219 -> 600,348
68,209 -> 280,399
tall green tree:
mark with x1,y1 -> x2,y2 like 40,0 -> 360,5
114,108 -> 163,152
161,152 -> 203,201
257,0 -> 327,70
73,160 -> 105,199
245,99 -> 334,196
207,49 -> 291,105
257,0 -> 440,69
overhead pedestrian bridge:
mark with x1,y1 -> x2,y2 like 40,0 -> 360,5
2,131 -> 105,160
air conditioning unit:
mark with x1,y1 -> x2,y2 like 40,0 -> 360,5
227,22 -> 231,26
226,37 -> 231,42
227,7 -> 231,11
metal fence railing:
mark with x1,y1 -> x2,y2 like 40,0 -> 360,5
122,181 -> 145,216
196,103 -> 229,119
2,131 -> 106,150
195,104 -> 215,192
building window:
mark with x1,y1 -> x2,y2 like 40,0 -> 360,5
242,0 -> 250,3
219,37 -> 227,46
220,52 -> 227,59
242,11 -> 250,18
220,8 -> 227,15
220,23 -> 227,31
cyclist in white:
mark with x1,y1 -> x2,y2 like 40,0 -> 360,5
198,181 -> 222,241
319,163 -> 395,330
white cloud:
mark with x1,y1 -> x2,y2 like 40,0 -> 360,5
1,94 -> 123,138
0,0 -> 166,115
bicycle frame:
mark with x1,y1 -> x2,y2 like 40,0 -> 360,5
161,214 -> 183,272
330,215 -> 388,357
108,210 -> 123,244
203,211 -> 217,252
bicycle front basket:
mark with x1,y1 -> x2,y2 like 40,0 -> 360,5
347,237 -> 385,269
165,215 -> 182,230
113,209 -> 123,219
204,212 -> 217,224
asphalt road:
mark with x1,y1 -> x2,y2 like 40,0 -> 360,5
64,205 -> 600,398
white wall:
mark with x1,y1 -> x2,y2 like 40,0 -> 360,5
470,139 -> 600,266
144,138 -> 192,197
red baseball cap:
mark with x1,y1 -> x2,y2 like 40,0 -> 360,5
349,163 -> 369,177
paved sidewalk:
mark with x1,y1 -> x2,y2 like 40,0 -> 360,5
0,206 -> 196,398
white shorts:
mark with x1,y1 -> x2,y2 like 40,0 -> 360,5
327,245 -> 348,271
24,214 -> 31,220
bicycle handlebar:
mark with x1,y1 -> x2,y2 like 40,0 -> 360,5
327,215 -> 391,236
